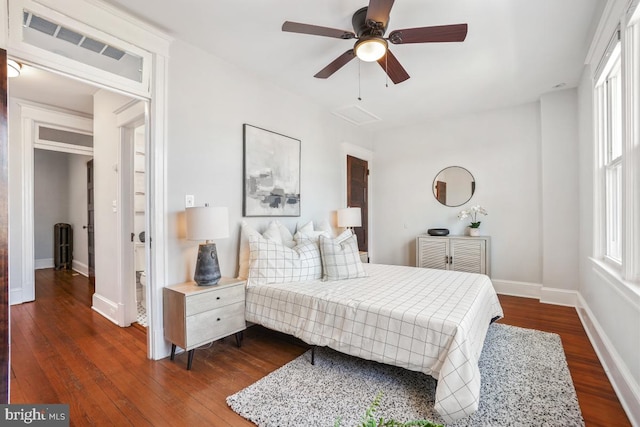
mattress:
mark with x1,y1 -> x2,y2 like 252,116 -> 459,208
245,263 -> 503,423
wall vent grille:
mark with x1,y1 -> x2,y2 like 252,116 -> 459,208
23,11 -> 126,61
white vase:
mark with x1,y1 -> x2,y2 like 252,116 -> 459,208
469,227 -> 480,237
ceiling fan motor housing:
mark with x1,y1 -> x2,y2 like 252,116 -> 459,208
352,7 -> 387,37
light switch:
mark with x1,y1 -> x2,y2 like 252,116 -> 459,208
185,195 -> 195,208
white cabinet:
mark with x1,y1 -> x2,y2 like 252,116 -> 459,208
416,235 -> 490,276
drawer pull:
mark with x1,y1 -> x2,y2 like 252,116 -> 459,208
217,318 -> 221,321
216,297 -> 221,300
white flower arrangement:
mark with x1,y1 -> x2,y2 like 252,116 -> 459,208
458,205 -> 487,228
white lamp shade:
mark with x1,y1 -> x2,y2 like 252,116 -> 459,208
7,59 -> 21,78
337,207 -> 362,228
186,206 -> 229,241
355,38 -> 387,62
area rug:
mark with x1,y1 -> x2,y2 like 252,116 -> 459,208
227,324 -> 584,426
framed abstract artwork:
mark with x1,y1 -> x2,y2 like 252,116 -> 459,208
243,124 -> 301,217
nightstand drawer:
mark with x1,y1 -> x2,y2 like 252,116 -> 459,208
185,301 -> 245,348
186,283 -> 244,316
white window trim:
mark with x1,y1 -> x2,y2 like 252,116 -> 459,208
594,40 -> 623,271
622,4 -> 640,282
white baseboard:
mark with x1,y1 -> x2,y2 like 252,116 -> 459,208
9,288 -> 27,305
72,260 -> 89,277
34,258 -> 54,270
492,279 -> 579,306
577,294 -> 640,427
540,287 -> 579,307
91,293 -> 120,326
491,279 -> 541,299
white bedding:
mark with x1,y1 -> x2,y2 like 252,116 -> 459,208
245,263 -> 504,423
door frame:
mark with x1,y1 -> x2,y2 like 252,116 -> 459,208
3,0 -> 171,360
116,101 -> 147,327
341,143 -> 374,260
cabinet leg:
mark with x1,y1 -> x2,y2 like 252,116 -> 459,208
235,331 -> 243,348
187,349 -> 195,370
170,344 -> 176,361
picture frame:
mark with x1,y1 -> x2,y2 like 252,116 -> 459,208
243,124 -> 301,217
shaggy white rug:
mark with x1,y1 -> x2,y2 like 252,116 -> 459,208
227,324 -> 584,426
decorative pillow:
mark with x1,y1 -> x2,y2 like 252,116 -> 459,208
247,235 -> 322,286
261,221 -> 295,248
319,230 -> 367,281
294,220 -> 333,242
238,220 -> 295,279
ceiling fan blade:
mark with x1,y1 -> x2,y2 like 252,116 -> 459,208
376,50 -> 410,84
388,23 -> 468,44
366,0 -> 395,27
314,50 -> 356,79
282,21 -> 355,39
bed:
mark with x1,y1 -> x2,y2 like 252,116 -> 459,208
244,262 -> 504,423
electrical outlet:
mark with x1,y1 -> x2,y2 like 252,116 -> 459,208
185,195 -> 195,208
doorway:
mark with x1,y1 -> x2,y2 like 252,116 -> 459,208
9,66 -> 148,329
347,155 -> 369,252
4,0 -> 170,363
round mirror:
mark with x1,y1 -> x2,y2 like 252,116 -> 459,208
433,166 -> 475,207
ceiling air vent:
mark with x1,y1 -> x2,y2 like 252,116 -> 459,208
23,11 -> 126,61
332,105 -> 381,126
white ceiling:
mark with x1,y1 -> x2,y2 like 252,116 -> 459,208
8,65 -> 96,114
11,0 -> 606,130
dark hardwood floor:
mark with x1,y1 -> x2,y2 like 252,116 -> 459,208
9,270 -> 631,426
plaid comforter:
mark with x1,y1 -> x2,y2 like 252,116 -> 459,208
245,263 -> 503,423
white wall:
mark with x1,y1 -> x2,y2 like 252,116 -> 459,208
33,149 -> 69,265
371,103 -> 542,284
165,39 -> 372,286
540,89 -> 580,293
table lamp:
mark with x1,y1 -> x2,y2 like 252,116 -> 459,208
337,207 -> 362,230
186,205 -> 229,286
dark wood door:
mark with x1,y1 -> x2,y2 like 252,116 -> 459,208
0,49 -> 9,403
347,155 -> 368,252
436,180 -> 447,205
87,159 -> 95,286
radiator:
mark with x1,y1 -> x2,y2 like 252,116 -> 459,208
54,223 -> 73,270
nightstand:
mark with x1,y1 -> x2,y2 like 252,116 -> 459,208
163,278 -> 246,370
359,251 -> 369,263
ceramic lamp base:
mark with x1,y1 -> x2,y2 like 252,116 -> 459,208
194,243 -> 222,286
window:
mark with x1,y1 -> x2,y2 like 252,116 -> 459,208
595,40 -> 622,265
593,1 -> 640,283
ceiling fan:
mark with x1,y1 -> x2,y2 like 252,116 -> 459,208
282,0 -> 468,84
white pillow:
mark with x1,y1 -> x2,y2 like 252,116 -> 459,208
238,220 -> 295,279
319,230 -> 367,281
247,235 -> 322,287
294,220 -> 333,242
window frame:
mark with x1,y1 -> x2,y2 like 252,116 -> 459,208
593,3 -> 640,284
595,40 -> 623,269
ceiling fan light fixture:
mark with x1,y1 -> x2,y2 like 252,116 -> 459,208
7,59 -> 22,78
354,37 -> 387,62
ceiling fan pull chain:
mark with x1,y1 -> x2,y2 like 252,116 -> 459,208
358,59 -> 362,101
385,53 -> 389,88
